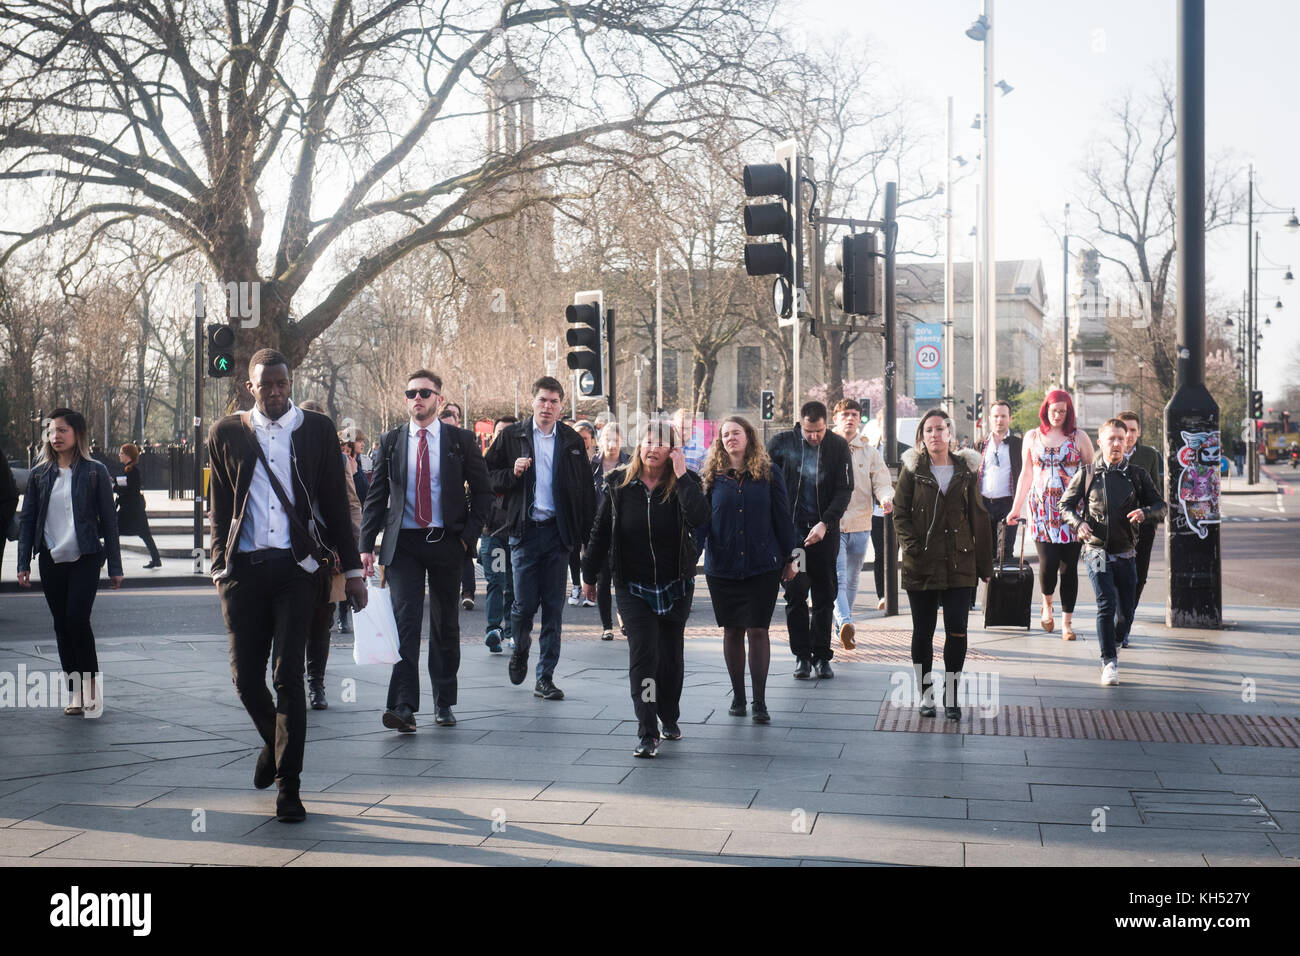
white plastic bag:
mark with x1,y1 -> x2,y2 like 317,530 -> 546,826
352,582 -> 401,666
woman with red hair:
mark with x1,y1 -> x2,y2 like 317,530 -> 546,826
1008,390 -> 1094,639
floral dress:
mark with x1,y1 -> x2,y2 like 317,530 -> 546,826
1028,430 -> 1083,544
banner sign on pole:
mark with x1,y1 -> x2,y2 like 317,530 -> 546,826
913,323 -> 943,400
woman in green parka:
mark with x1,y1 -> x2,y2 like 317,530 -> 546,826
893,409 -> 993,720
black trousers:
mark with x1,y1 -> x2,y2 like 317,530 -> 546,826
387,529 -> 463,711
616,587 -> 689,739
1036,540 -> 1083,612
597,557 -> 615,630
1134,522 -> 1157,604
308,599 -> 332,684
783,528 -> 840,662
39,551 -> 101,686
907,587 -> 972,703
982,496 -> 1016,567
870,514 -> 886,598
461,552 -> 476,598
218,552 -> 315,787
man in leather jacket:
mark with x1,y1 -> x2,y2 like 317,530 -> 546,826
1060,418 -> 1166,687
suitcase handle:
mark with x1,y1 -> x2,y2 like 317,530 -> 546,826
994,518 -> 1028,578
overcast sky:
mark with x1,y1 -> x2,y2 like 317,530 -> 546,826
787,0 -> 1299,399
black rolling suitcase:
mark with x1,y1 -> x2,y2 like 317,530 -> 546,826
983,521 -> 1034,630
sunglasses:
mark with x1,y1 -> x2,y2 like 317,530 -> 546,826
405,388 -> 439,400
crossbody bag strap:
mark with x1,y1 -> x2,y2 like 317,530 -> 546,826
241,413 -> 328,559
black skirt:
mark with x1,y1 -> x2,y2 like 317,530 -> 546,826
706,570 -> 782,628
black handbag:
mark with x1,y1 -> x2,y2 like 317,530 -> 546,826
983,520 -> 1034,630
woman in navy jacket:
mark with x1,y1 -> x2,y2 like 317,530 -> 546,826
700,416 -> 799,723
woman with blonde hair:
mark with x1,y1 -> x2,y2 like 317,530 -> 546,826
115,443 -> 161,569
699,416 -> 799,723
17,408 -> 123,715
893,409 -> 991,720
583,419 -> 710,757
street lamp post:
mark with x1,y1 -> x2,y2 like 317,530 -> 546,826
966,2 -> 997,412
1244,164 -> 1298,483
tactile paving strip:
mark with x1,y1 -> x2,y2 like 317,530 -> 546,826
875,702 -> 1300,747
458,625 -> 1000,662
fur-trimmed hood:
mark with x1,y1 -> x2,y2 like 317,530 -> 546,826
901,446 -> 983,475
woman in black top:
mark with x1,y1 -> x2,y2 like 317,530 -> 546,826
699,417 -> 799,723
115,443 -> 161,568
591,422 -> 630,639
583,419 -> 709,758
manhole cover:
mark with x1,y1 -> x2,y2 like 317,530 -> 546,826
1132,790 -> 1281,831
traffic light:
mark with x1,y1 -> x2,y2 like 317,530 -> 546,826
565,290 -> 605,398
1250,390 -> 1264,419
833,232 -> 878,316
207,324 -> 235,378
760,390 -> 775,421
742,140 -> 802,321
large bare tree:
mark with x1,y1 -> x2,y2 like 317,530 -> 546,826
0,0 -> 776,406
1074,73 -> 1243,397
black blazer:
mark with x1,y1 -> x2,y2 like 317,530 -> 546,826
976,432 -> 1022,496
207,407 -> 360,580
360,421 -> 492,565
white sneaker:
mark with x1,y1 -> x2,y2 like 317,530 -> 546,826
876,597 -> 887,611
1100,661 -> 1119,686
568,586 -> 582,607
582,596 -> 596,607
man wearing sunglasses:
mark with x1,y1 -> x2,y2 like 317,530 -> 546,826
360,370 -> 493,732
976,400 -> 1022,572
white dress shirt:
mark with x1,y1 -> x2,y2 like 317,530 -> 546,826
531,421 -> 558,520
981,432 -> 1014,499
43,466 -> 81,563
402,420 -> 444,529
237,402 -> 301,554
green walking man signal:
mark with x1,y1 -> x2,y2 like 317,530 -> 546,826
207,324 -> 235,378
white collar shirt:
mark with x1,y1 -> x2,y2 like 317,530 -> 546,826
237,402 -> 301,555
981,431 -> 1014,498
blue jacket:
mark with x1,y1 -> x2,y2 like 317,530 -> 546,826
699,466 -> 799,579
18,456 -> 123,576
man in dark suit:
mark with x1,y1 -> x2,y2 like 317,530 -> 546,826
207,349 -> 365,823
360,370 -> 492,732
483,376 -> 596,700
976,399 -> 1022,570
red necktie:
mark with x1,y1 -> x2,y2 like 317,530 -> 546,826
415,428 -> 432,527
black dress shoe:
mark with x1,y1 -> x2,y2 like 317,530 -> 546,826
814,660 -> 834,679
793,658 -> 812,680
253,743 -> 276,790
661,722 -> 682,740
309,680 -> 328,710
435,705 -> 456,726
275,786 -> 306,823
382,705 -> 416,733
944,706 -> 962,721
751,702 -> 770,723
508,651 -> 528,685
534,677 -> 564,700
728,696 -> 747,716
919,703 -> 937,718
143,560 -> 162,569
633,735 -> 659,758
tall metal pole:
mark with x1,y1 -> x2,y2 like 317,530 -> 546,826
138,288 -> 149,440
1247,166 -> 1256,483
1062,204 -> 1070,390
1165,0 -> 1220,628
944,97 -> 955,420
982,0 -> 996,413
883,182 -> 900,617
655,248 -> 663,413
193,284 -> 205,574
972,182 -> 982,428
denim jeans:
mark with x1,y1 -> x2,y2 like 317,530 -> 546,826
510,520 -> 570,680
1085,552 -> 1137,664
479,533 -> 514,638
834,530 -> 870,628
